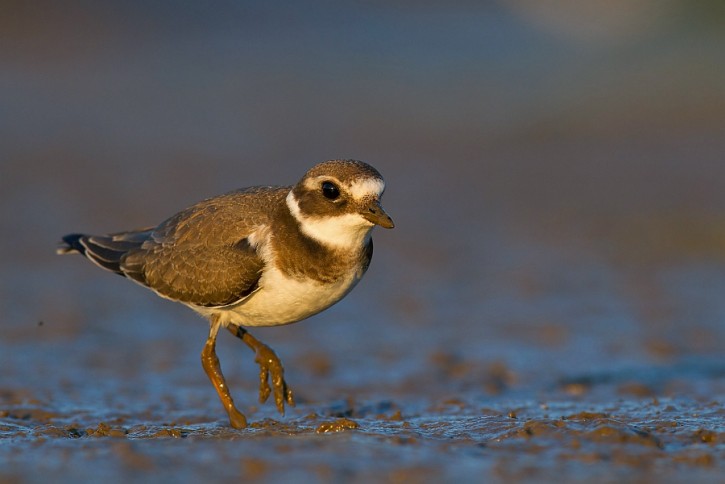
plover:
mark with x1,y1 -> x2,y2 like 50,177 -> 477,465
57,159 -> 394,428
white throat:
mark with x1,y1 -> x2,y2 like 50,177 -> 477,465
286,191 -> 373,250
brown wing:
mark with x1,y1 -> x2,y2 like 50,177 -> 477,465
120,186 -> 288,307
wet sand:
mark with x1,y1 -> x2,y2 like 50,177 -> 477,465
2,3 -> 724,482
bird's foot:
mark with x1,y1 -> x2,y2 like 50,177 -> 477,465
230,326 -> 295,415
252,339 -> 295,415
227,406 -> 248,429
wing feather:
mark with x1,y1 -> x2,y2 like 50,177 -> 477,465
120,186 -> 287,307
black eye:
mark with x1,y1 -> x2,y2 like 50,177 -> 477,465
321,181 -> 340,200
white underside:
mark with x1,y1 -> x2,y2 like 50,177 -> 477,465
193,263 -> 363,327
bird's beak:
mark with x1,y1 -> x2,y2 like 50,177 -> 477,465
362,199 -> 395,229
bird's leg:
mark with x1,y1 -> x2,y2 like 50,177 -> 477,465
228,326 -> 295,415
201,316 -> 247,429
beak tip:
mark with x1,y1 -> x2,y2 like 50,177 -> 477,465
364,200 -> 394,229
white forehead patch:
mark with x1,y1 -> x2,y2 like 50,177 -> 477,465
349,177 -> 385,201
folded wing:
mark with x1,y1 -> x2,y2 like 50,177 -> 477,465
58,186 -> 288,308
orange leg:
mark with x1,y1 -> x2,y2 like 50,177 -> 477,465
201,316 -> 247,429
228,325 -> 295,415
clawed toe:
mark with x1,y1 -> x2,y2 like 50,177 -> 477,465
232,327 -> 295,416
254,343 -> 295,414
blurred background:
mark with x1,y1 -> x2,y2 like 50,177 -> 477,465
1,0 -> 724,481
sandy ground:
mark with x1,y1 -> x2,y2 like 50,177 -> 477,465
1,3 -> 724,482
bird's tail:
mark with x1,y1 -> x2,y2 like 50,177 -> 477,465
57,229 -> 153,276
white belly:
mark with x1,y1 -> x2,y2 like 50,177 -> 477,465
205,265 -> 362,327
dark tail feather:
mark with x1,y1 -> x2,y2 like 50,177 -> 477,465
57,233 -> 87,255
57,229 -> 152,276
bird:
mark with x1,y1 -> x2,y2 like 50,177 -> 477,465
57,159 -> 394,428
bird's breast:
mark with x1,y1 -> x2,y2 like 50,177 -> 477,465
216,263 -> 363,327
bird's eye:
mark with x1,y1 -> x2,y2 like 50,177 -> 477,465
321,181 -> 340,200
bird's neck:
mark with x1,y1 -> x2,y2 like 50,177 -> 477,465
284,191 -> 373,251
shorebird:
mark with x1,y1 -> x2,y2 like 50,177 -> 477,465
57,159 -> 394,428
